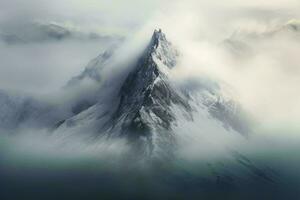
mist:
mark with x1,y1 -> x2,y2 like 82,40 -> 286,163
135,0 -> 300,129
1,0 -> 300,169
1,0 -> 300,199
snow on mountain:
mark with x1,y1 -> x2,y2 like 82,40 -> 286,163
54,29 -> 250,158
0,28 -> 251,158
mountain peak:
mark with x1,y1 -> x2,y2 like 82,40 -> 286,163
146,29 -> 178,69
150,29 -> 165,48
108,30 -> 190,153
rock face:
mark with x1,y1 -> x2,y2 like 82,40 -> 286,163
112,30 -> 188,130
107,30 -> 191,156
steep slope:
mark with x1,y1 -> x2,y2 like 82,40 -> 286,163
107,30 -> 191,156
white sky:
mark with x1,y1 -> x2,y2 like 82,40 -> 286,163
0,0 -> 300,126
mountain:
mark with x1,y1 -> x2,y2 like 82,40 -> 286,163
55,29 -> 251,157
107,29 -> 191,156
0,29 -> 250,157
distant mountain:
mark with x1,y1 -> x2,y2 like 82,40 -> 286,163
0,21 -> 122,44
223,19 -> 300,57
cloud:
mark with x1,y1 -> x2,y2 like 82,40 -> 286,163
128,0 -> 300,129
0,0 -> 162,37
1,0 -> 300,128
0,0 -> 160,93
0,39 -> 118,94
0,21 -> 120,44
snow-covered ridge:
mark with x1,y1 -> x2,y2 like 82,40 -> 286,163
106,30 -> 191,156
147,29 -> 179,69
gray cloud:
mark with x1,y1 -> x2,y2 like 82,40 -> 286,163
0,0 -> 161,37
0,21 -> 121,44
0,0 -> 160,93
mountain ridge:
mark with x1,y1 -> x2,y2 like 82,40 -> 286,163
53,29 -> 251,157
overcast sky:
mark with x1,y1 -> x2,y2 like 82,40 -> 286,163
0,0 -> 163,94
1,0 -> 300,126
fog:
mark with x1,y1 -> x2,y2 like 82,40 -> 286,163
1,0 -> 300,199
136,0 -> 300,128
1,0 -> 300,167
0,0 -> 157,93
1,0 -> 300,166
2,0 -> 300,121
